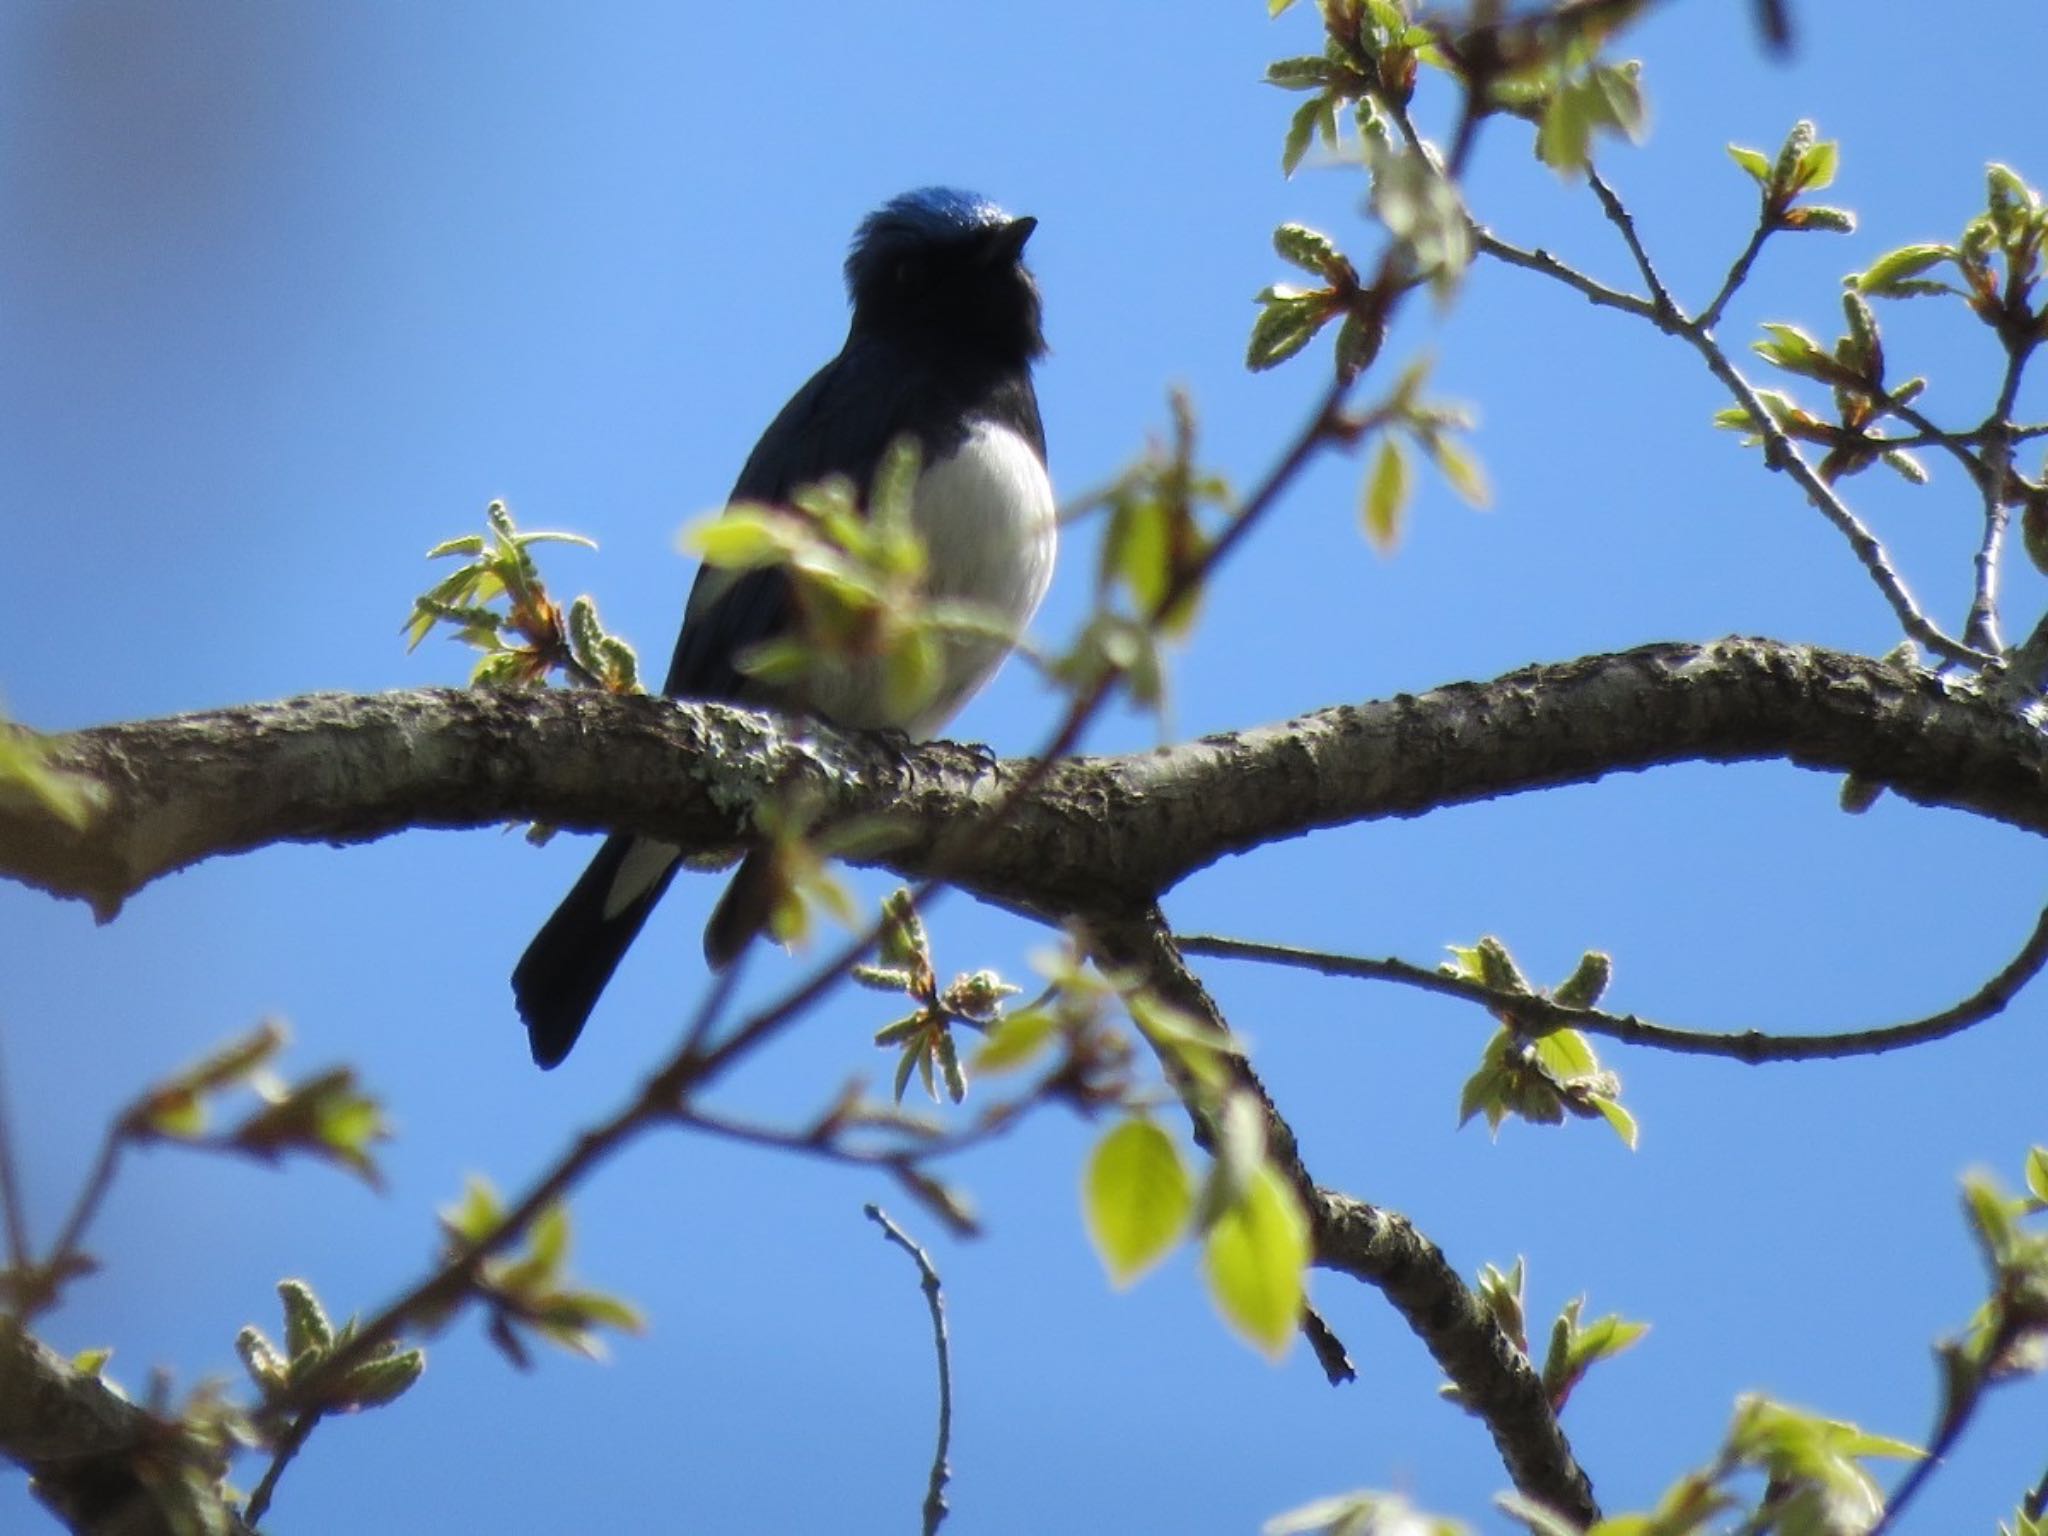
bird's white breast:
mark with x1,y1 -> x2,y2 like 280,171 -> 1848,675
895,419 -> 1056,735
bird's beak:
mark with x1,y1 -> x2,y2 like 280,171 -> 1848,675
983,214 -> 1037,266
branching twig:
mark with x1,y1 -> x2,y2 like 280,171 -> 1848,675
1587,164 -> 1681,324
1470,229 -> 1661,323
1697,206 -> 1774,334
1181,904 -> 2048,1063
1084,909 -> 1598,1523
1474,158 -> 1995,669
864,1205 -> 953,1536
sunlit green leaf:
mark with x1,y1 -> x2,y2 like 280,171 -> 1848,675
1203,1163 -> 1310,1359
1084,1118 -> 1194,1287
1362,436 -> 1410,552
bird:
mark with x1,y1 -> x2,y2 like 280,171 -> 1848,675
512,187 -> 1054,1070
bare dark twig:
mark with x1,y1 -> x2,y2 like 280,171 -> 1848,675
1182,904 -> 2048,1063
1586,164 -> 1681,325
1697,206 -> 1775,335
243,1407 -> 322,1527
1470,229 -> 1661,323
864,1205 -> 953,1536
0,1034 -> 32,1279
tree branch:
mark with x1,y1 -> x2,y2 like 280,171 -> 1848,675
6,641 -> 2043,929
1180,902 -> 2048,1063
1082,910 -> 1599,1525
0,1318 -> 253,1536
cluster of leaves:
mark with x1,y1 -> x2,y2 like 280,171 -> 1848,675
687,438 -> 1017,727
406,499 -> 641,691
1449,938 -> 1637,1149
871,928 -> 1312,1360
1504,1394 -> 1917,1536
1851,161 -> 2048,570
430,1179 -> 644,1369
1851,162 -> 2048,348
1727,118 -> 1855,235
237,1278 -> 423,1420
2,1023 -> 389,1321
860,889 -> 1024,1104
1727,152 -> 2048,573
1944,1152 -> 2048,1437
1060,392 -> 1236,715
1448,1259 -> 1646,1418
1083,986 -> 1311,1360
1264,0 -> 1648,179
123,1022 -> 391,1189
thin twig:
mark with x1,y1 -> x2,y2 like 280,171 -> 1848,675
1869,1310 -> 2030,1536
1685,337 -> 1987,665
243,1407 -> 322,1527
1698,203 -> 1774,334
864,1205 -> 953,1536
0,1031 -> 33,1278
1480,158 -> 1995,669
40,1123 -> 129,1301
1965,339 -> 2041,653
1181,905 -> 2048,1063
1470,230 -> 1661,323
1586,164 -> 1680,323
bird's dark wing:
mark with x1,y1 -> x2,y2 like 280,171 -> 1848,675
662,342 -> 923,700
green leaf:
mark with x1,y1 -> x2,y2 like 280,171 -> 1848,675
1791,137 -> 1839,192
1854,243 -> 1953,296
1536,82 -> 1594,173
973,1007 -> 1058,1074
0,724 -> 106,830
236,1327 -> 286,1394
442,1176 -> 504,1245
1247,288 -> 1334,371
70,1346 -> 113,1379
1727,143 -> 1772,186
684,511 -> 799,569
1591,1096 -> 1639,1150
1781,205 -> 1855,234
1552,951 -> 1612,1009
881,626 -> 942,723
1084,1118 -> 1194,1287
1362,436 -> 1410,552
278,1278 -> 334,1359
1203,1163 -> 1310,1359
1273,222 -> 1342,277
2024,1146 -> 2048,1208
337,1346 -> 425,1409
1264,55 -> 1330,90
1424,432 -> 1491,509
1773,120 -> 1816,194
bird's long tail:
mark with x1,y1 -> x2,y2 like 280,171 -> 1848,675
513,834 -> 679,1068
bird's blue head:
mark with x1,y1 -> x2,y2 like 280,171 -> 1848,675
845,187 -> 1045,363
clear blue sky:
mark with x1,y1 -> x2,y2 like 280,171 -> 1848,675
3,2 -> 2044,1531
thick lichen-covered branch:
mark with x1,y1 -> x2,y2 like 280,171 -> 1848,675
5,639 -> 2043,928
